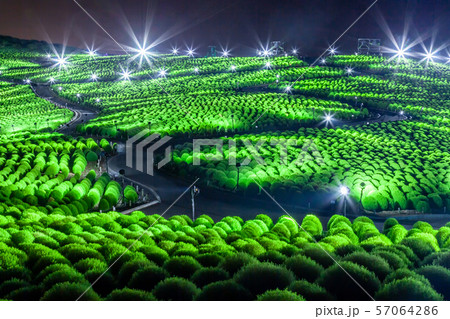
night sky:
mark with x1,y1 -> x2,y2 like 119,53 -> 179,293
0,0 -> 449,56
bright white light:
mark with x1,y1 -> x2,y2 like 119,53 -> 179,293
340,186 -> 349,196
46,54 -> 51,59
193,67 -> 199,73
187,49 -> 195,57
172,48 -> 178,55
425,51 -> 435,62
222,50 -> 229,57
56,57 -> 68,67
24,79 -> 31,84
132,42 -> 153,66
325,115 -> 332,121
91,73 -> 98,81
285,85 -> 292,93
76,93 -> 81,98
158,69 -> 167,77
262,50 -> 270,57
292,49 -> 297,54
88,50 -> 96,57
320,58 -> 326,64
49,77 -> 55,83
329,47 -> 336,55
58,86 -> 62,91
119,69 -> 132,81
231,65 -> 236,71
96,98 -> 101,103
400,110 -> 404,115
265,61 -> 271,68
396,47 -> 406,59
346,67 -> 353,75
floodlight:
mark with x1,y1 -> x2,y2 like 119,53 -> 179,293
24,79 -> 31,84
56,57 -> 68,67
193,67 -> 199,73
96,98 -> 101,103
46,54 -> 51,59
346,67 -> 353,75
329,47 -> 336,55
91,73 -> 98,81
119,69 -> 132,81
320,58 -> 326,64
49,77 -> 55,83
265,61 -> 271,68
399,110 -> 404,115
88,50 -> 96,57
172,48 -> 178,55
340,186 -> 349,196
285,85 -> 292,93
187,49 -> 195,57
292,49 -> 297,54
58,86 -> 63,91
325,115 -> 332,121
231,65 -> 236,71
222,50 -> 229,57
159,69 -> 167,77
76,93 -> 81,98
262,50 -> 270,57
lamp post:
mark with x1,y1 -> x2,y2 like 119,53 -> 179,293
355,96 -> 358,107
359,182 -> 366,213
191,186 -> 200,221
148,121 -> 151,132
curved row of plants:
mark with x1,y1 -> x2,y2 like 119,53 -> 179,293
1,210 -> 449,301
167,121 -> 450,213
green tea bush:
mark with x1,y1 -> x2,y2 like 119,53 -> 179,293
219,252 -> 258,274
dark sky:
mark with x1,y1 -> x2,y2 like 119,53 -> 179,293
0,0 -> 449,56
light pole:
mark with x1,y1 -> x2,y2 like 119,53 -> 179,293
340,186 -> 350,217
191,186 -> 200,221
235,163 -> 241,191
354,96 -> 358,107
34,122 -> 37,133
359,182 -> 366,213
148,121 -> 151,132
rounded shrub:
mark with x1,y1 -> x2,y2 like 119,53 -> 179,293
343,251 -> 391,280
257,250 -> 287,264
257,289 -> 305,301
416,265 -> 450,300
163,256 -> 202,278
41,282 -> 101,301
284,255 -> 324,282
234,262 -> 295,296
152,277 -> 200,301
196,280 -> 252,301
375,278 -> 443,301
288,280 -> 333,301
128,266 -> 169,292
219,252 -> 258,275
190,267 -> 229,288
118,258 -> 155,286
106,288 -> 156,301
317,261 -> 381,300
